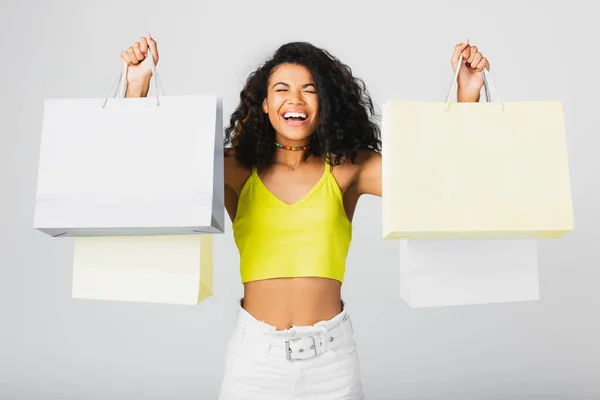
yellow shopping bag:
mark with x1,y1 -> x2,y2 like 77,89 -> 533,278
72,234 -> 213,305
382,54 -> 574,240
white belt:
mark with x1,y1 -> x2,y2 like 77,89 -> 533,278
240,313 -> 354,362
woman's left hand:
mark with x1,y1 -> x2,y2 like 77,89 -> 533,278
451,39 -> 490,102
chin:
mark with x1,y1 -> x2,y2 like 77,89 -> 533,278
275,124 -> 317,143
277,130 -> 313,142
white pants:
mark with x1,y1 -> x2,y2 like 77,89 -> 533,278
218,304 -> 365,400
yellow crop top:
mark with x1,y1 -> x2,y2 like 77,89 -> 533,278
232,159 -> 352,283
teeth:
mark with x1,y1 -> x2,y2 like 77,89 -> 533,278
284,111 -> 307,119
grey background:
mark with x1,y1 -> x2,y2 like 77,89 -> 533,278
1,0 -> 599,399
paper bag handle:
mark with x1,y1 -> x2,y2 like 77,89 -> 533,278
444,52 -> 504,111
102,47 -> 165,108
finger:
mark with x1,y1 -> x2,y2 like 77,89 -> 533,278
475,57 -> 490,72
461,46 -> 472,65
127,48 -> 140,65
146,33 -> 159,64
466,46 -> 478,64
139,37 -> 149,55
132,42 -> 145,61
451,39 -> 470,69
469,52 -> 483,70
121,50 -> 134,66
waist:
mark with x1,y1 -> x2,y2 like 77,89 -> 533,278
242,277 -> 342,330
232,301 -> 354,361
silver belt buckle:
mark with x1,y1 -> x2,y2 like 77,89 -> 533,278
285,336 -> 317,361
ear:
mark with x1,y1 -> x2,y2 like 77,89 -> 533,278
262,98 -> 268,114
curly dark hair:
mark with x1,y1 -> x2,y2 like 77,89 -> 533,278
224,42 -> 381,170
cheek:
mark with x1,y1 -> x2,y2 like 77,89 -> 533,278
310,106 -> 319,126
267,112 -> 280,128
266,95 -> 284,114
309,98 -> 319,121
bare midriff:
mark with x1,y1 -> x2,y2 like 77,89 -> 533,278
242,276 -> 343,330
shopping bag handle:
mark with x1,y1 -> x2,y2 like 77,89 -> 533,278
444,52 -> 504,112
102,47 -> 165,108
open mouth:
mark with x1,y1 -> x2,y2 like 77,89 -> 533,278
282,111 -> 309,124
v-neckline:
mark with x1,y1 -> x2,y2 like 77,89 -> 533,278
254,163 -> 329,209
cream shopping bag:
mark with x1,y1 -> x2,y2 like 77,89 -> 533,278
398,238 -> 539,308
34,48 -> 224,238
72,234 -> 213,305
382,54 -> 574,240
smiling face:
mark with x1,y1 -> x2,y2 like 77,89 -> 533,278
262,63 -> 319,145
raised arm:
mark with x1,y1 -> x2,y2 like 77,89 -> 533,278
355,149 -> 382,198
121,33 -> 159,99
355,40 -> 491,199
120,34 -> 246,222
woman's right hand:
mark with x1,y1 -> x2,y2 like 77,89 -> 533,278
120,33 -> 159,85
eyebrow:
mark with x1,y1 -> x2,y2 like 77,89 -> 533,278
272,82 -> 316,89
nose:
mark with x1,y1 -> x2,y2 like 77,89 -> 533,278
286,90 -> 305,105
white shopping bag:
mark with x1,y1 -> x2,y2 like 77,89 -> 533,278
398,239 -> 539,308
72,234 -> 213,305
34,48 -> 224,237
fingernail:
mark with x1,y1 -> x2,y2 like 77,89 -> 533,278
146,32 -> 152,39
463,38 -> 469,44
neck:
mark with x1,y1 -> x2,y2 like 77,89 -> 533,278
273,136 -> 310,165
274,147 -> 310,165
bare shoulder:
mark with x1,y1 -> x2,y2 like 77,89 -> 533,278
354,149 -> 381,167
224,147 -> 251,195
330,149 -> 381,196
331,149 -> 380,170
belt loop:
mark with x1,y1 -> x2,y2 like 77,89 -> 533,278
318,331 -> 326,354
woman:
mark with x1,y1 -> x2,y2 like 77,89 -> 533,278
122,34 -> 490,399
